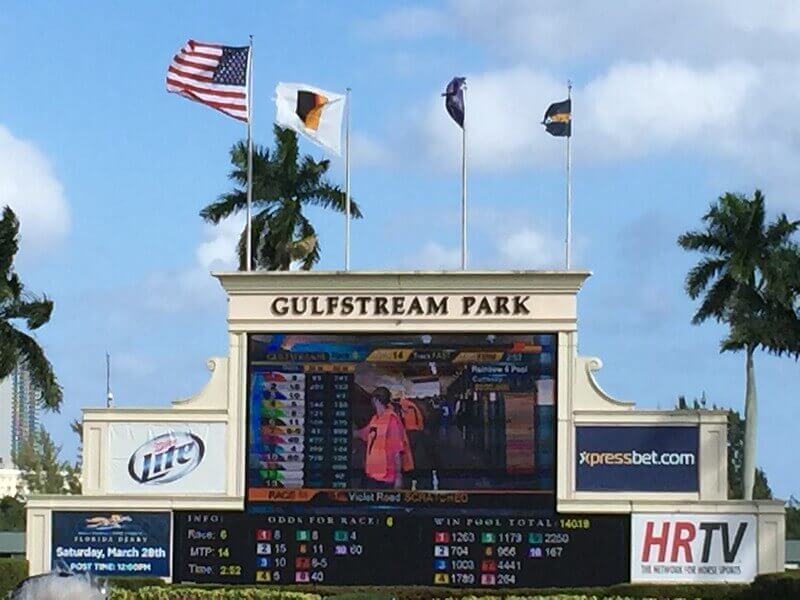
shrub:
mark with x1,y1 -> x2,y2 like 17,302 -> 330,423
108,587 -> 322,600
306,584 -> 744,600
107,577 -> 168,590
605,582 -> 745,599
103,577 -> 800,600
104,583 -> 746,600
740,570 -> 800,600
0,557 -> 27,597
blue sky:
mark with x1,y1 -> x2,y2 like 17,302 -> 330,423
1,1 -> 798,499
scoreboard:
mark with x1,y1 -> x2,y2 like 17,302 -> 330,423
247,333 -> 558,510
173,511 -> 629,587
169,332 -> 630,589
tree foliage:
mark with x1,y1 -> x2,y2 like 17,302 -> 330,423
787,496 -> 800,539
678,190 -> 800,499
201,126 -> 363,270
676,395 -> 772,500
0,207 -> 61,410
677,190 -> 800,357
725,407 -> 773,500
67,419 -> 83,494
13,427 -> 77,495
0,496 -> 24,531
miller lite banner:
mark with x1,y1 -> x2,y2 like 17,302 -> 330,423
108,422 -> 226,494
631,514 -> 757,583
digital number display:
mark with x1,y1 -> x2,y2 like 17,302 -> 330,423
173,512 -> 403,585
173,512 -> 629,587
247,334 -> 556,510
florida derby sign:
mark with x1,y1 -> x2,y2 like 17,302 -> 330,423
109,422 -> 226,494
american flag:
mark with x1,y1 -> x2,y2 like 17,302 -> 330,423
166,39 -> 249,122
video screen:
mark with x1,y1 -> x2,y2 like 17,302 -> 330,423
247,334 -> 556,510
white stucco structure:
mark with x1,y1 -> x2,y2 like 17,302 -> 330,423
26,271 -> 785,580
0,469 -> 22,498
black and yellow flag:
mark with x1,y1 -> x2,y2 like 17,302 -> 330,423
542,98 -> 571,137
296,91 -> 328,131
274,82 -> 346,155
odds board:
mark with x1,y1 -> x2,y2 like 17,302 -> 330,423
171,333 -> 629,588
173,511 -> 629,587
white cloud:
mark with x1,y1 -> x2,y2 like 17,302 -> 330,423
350,131 -> 391,167
580,61 -> 758,161
112,352 -> 156,378
359,1 -> 800,208
358,6 -> 446,40
498,227 -> 562,269
722,2 -> 800,35
144,215 -> 244,313
409,59 -> 800,204
417,66 -> 565,172
449,1 -> 800,65
475,207 -> 567,269
196,215 -> 244,270
404,209 -> 564,271
409,241 -> 461,269
0,126 -> 70,254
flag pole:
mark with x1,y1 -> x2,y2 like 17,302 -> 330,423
106,351 -> 113,408
345,87 -> 351,271
461,81 -> 468,271
246,35 -> 254,272
565,80 -> 572,270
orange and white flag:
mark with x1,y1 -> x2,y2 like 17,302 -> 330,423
274,82 -> 346,155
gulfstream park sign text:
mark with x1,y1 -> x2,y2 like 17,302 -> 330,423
267,294 -> 533,318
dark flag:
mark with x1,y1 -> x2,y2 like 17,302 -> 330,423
443,77 -> 466,127
542,98 -> 571,137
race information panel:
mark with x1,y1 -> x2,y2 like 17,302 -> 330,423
173,512 -> 629,587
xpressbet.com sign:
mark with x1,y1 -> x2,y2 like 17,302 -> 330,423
575,426 -> 699,492
579,449 -> 696,467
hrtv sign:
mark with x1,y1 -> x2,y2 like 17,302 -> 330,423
631,514 -> 757,583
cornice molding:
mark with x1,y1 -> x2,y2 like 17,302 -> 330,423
214,270 -> 592,295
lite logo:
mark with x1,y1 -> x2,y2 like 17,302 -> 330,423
641,520 -> 748,563
127,431 -> 205,485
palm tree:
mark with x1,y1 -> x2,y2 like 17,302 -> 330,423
201,125 -> 363,270
678,190 -> 800,499
0,207 -> 62,410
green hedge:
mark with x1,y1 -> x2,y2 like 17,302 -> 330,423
109,588 -> 321,600
104,583 -> 745,600
105,571 -> 800,600
299,584 -> 746,600
107,592 -> 739,600
0,557 -> 27,596
739,570 -> 800,600
107,577 -> 168,590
